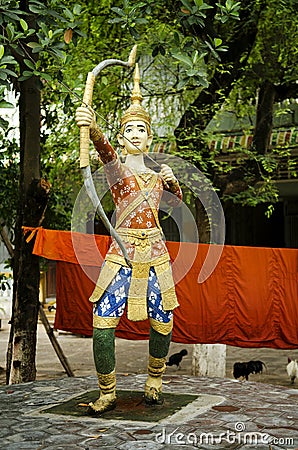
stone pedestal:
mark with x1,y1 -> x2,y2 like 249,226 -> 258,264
192,344 -> 226,377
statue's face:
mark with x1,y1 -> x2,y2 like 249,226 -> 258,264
118,120 -> 152,155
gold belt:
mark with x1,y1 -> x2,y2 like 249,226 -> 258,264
116,227 -> 162,249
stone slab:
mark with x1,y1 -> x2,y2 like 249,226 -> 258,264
40,389 -> 225,425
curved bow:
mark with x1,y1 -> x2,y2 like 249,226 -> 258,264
80,46 -> 137,268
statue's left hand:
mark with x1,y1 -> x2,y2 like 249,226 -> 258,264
160,164 -> 178,184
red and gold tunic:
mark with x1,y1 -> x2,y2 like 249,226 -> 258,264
89,134 -> 182,330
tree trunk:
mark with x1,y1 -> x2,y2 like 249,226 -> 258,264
252,81 -> 276,154
195,198 -> 210,244
175,0 -> 262,143
7,72 -> 49,384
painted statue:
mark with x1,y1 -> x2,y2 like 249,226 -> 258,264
75,63 -> 182,415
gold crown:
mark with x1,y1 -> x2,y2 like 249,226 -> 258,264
120,63 -> 151,130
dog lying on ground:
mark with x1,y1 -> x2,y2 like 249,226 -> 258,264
166,349 -> 188,369
233,360 -> 266,380
286,358 -> 298,384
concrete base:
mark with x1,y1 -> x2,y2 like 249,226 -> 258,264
1,374 -> 297,449
41,389 -> 225,424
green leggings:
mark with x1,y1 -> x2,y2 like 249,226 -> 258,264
93,327 -> 172,374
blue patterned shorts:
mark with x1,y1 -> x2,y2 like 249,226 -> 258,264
93,266 -> 173,323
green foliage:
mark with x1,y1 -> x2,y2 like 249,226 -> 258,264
172,49 -> 209,89
0,0 -> 86,232
0,0 -> 297,234
0,93 -> 82,231
0,0 -> 85,85
179,0 -> 213,28
224,181 -> 279,217
109,1 -> 148,38
0,44 -> 18,84
215,0 -> 241,23
107,0 -> 240,89
41,146 -> 80,230
0,126 -> 19,230
246,0 -> 298,85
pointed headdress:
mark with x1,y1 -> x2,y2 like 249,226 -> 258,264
120,63 -> 151,132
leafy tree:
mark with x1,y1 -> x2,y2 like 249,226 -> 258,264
106,0 -> 297,228
0,0 -> 83,383
0,0 -> 297,382
41,0 -> 297,237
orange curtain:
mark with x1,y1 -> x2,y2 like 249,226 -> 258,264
27,227 -> 298,348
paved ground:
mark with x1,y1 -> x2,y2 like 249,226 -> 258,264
1,369 -> 298,449
0,318 -> 298,449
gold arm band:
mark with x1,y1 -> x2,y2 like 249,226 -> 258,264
97,370 -> 116,394
93,315 -> 121,329
148,355 -> 166,377
149,317 -> 173,335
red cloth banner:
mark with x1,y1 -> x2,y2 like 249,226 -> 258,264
27,228 -> 298,349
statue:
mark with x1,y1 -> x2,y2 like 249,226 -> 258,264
75,63 -> 182,415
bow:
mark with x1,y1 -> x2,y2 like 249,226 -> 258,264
80,46 -> 137,268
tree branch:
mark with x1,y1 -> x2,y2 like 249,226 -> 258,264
0,220 -> 14,258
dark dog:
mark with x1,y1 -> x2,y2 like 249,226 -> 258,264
233,360 -> 266,380
166,349 -> 188,369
